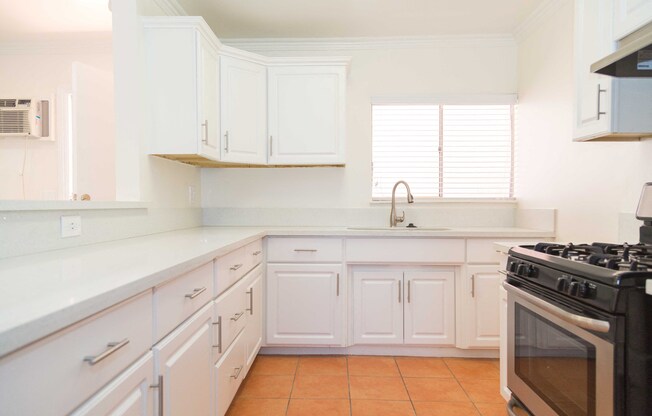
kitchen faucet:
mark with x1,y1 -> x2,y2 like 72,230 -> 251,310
389,180 -> 414,227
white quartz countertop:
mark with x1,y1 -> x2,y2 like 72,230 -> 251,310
0,225 -> 553,358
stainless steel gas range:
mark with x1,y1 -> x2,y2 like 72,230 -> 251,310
503,185 -> 652,416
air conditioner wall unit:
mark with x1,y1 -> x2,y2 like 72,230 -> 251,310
0,98 -> 50,138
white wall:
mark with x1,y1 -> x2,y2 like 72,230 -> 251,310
202,40 -> 518,209
515,0 -> 648,242
0,49 -> 113,200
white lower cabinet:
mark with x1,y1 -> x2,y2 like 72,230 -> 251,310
352,267 -> 455,346
456,265 -> 501,349
214,330 -> 247,416
243,268 -> 263,372
71,352 -> 155,416
153,303 -> 213,416
266,263 -> 344,345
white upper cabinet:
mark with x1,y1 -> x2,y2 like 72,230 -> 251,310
613,0 -> 652,39
573,0 -> 652,141
144,18 -> 221,163
268,65 -> 347,165
220,56 -> 268,165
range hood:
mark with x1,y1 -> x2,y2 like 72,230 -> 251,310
591,23 -> 652,77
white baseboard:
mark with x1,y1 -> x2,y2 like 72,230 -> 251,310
260,345 -> 498,358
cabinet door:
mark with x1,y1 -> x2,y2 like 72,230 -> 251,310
352,269 -> 403,345
153,303 -> 213,416
268,66 -> 346,165
220,56 -> 267,164
266,264 -> 344,345
404,270 -> 455,346
198,34 -> 221,160
244,268 -> 263,373
574,0 -> 615,140
613,0 -> 652,39
459,265 -> 501,348
70,353 -> 154,416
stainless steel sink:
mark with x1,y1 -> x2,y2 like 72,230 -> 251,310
347,226 -> 451,231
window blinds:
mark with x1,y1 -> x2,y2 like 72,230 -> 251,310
372,103 -> 514,199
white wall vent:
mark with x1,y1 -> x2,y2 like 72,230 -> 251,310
0,99 -> 50,137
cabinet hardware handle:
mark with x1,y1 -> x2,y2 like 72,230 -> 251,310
201,120 -> 208,144
596,84 -> 607,120
213,316 -> 222,353
336,273 -> 340,296
224,130 -> 229,152
407,280 -> 411,303
150,375 -> 164,416
398,280 -> 402,303
230,263 -> 243,271
231,311 -> 245,321
471,274 -> 475,298
269,136 -> 273,156
185,287 -> 206,299
83,339 -> 129,365
246,288 -> 254,315
252,250 -> 262,256
294,249 -> 317,252
231,365 -> 244,379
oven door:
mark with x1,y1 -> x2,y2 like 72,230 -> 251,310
504,281 -> 614,416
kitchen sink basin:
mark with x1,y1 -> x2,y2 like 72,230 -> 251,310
347,226 -> 451,231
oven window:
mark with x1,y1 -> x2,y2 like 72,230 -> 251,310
515,304 -> 596,416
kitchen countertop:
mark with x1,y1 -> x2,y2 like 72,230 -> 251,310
0,225 -> 553,358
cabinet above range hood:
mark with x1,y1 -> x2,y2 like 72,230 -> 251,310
591,23 -> 652,77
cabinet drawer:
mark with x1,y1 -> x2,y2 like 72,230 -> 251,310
346,238 -> 465,263
214,276 -> 248,360
215,246 -> 248,296
154,262 -> 213,341
246,239 -> 264,270
215,330 -> 246,416
267,237 -> 343,262
0,291 -> 153,416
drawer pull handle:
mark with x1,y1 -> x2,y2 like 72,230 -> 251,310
336,273 -> 340,296
294,249 -> 317,252
407,280 -> 411,303
246,288 -> 254,315
252,250 -> 262,256
471,274 -> 475,298
84,339 -> 129,365
185,287 -> 207,299
212,316 -> 223,353
398,280 -> 402,303
231,365 -> 244,379
231,311 -> 245,321
230,264 -> 243,271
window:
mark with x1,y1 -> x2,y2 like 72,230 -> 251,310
372,102 -> 515,200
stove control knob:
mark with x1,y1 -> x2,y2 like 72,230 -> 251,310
569,281 -> 580,296
526,265 -> 537,278
509,262 -> 519,273
556,277 -> 569,291
517,264 -> 527,275
577,282 -> 591,298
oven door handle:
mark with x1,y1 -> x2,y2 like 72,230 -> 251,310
502,281 -> 611,333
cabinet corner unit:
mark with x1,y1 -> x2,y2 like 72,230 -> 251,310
573,0 -> 652,142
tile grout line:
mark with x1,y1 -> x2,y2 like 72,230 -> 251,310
346,355 -> 353,416
284,355 -> 301,416
394,356 -> 419,416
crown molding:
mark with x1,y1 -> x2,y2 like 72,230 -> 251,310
513,0 -> 571,42
0,35 -> 113,55
222,34 -> 516,53
151,0 -> 187,16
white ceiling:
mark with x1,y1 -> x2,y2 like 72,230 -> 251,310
0,0 -> 545,42
179,0 -> 545,38
0,0 -> 112,42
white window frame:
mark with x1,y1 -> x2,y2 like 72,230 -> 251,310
370,94 -> 517,203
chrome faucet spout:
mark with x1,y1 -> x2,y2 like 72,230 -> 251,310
390,180 -> 414,227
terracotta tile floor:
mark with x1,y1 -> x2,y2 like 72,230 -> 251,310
226,355 -> 506,416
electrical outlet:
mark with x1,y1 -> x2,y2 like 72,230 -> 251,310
61,215 -> 82,238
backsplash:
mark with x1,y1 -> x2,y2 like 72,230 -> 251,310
0,207 -> 201,259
